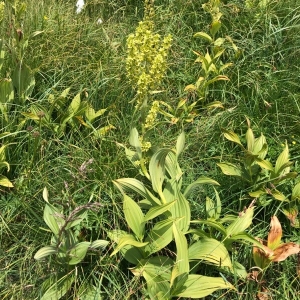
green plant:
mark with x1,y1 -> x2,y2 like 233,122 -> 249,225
34,187 -> 109,299
21,88 -> 114,139
109,131 -> 264,298
184,0 -> 240,108
217,118 -> 298,206
0,144 -> 13,187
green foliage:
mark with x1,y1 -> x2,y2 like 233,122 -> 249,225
34,188 -> 109,299
218,118 -> 298,206
21,88 -> 114,139
109,131 -> 265,298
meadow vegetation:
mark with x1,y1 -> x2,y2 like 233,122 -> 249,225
0,0 -> 300,299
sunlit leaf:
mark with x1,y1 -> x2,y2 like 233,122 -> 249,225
123,194 -> 145,240
173,223 -> 189,275
217,162 -> 242,177
188,237 -> 232,269
175,274 -> 234,298
275,142 -> 290,176
226,207 -> 254,236
144,219 -> 173,256
110,234 -> 148,257
193,31 -> 213,42
267,216 -> 282,250
68,242 -> 91,265
272,242 -> 300,262
34,246 -> 57,260
292,181 -> 300,201
176,131 -> 185,157
0,175 -> 13,187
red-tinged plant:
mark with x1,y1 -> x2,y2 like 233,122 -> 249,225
253,216 -> 300,270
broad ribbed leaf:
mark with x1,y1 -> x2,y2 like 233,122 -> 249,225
188,238 -> 232,269
108,229 -> 145,264
131,257 -> 173,299
275,142 -> 289,175
256,159 -> 274,171
222,129 -> 243,146
144,201 -> 175,222
176,131 -> 185,157
90,240 -> 109,251
67,93 -> 81,116
113,178 -> 161,205
170,189 -> 190,232
68,242 -> 90,265
292,182 -> 300,201
34,246 -> 57,260
149,148 -> 171,200
226,207 -> 254,237
184,176 -> 219,198
206,197 -> 215,219
129,128 -> 142,158
175,274 -> 234,298
217,162 -> 242,177
41,272 -> 75,300
123,194 -> 145,240
110,234 -> 148,257
253,134 -> 267,158
144,219 -> 173,256
0,79 -> 14,104
246,127 -> 255,152
173,223 -> 189,275
193,31 -> 213,42
44,203 -> 64,235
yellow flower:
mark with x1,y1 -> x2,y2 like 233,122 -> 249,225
126,0 -> 172,106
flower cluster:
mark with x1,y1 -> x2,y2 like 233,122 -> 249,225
139,136 -> 152,153
144,100 -> 160,129
0,2 -> 4,23
126,1 -> 172,106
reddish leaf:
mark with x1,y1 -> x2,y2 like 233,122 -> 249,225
267,216 -> 282,250
272,242 -> 300,262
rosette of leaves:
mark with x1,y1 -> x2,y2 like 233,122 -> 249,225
217,118 -> 298,205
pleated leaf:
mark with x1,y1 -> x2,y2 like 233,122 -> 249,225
175,274 -> 234,298
123,194 -> 145,240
